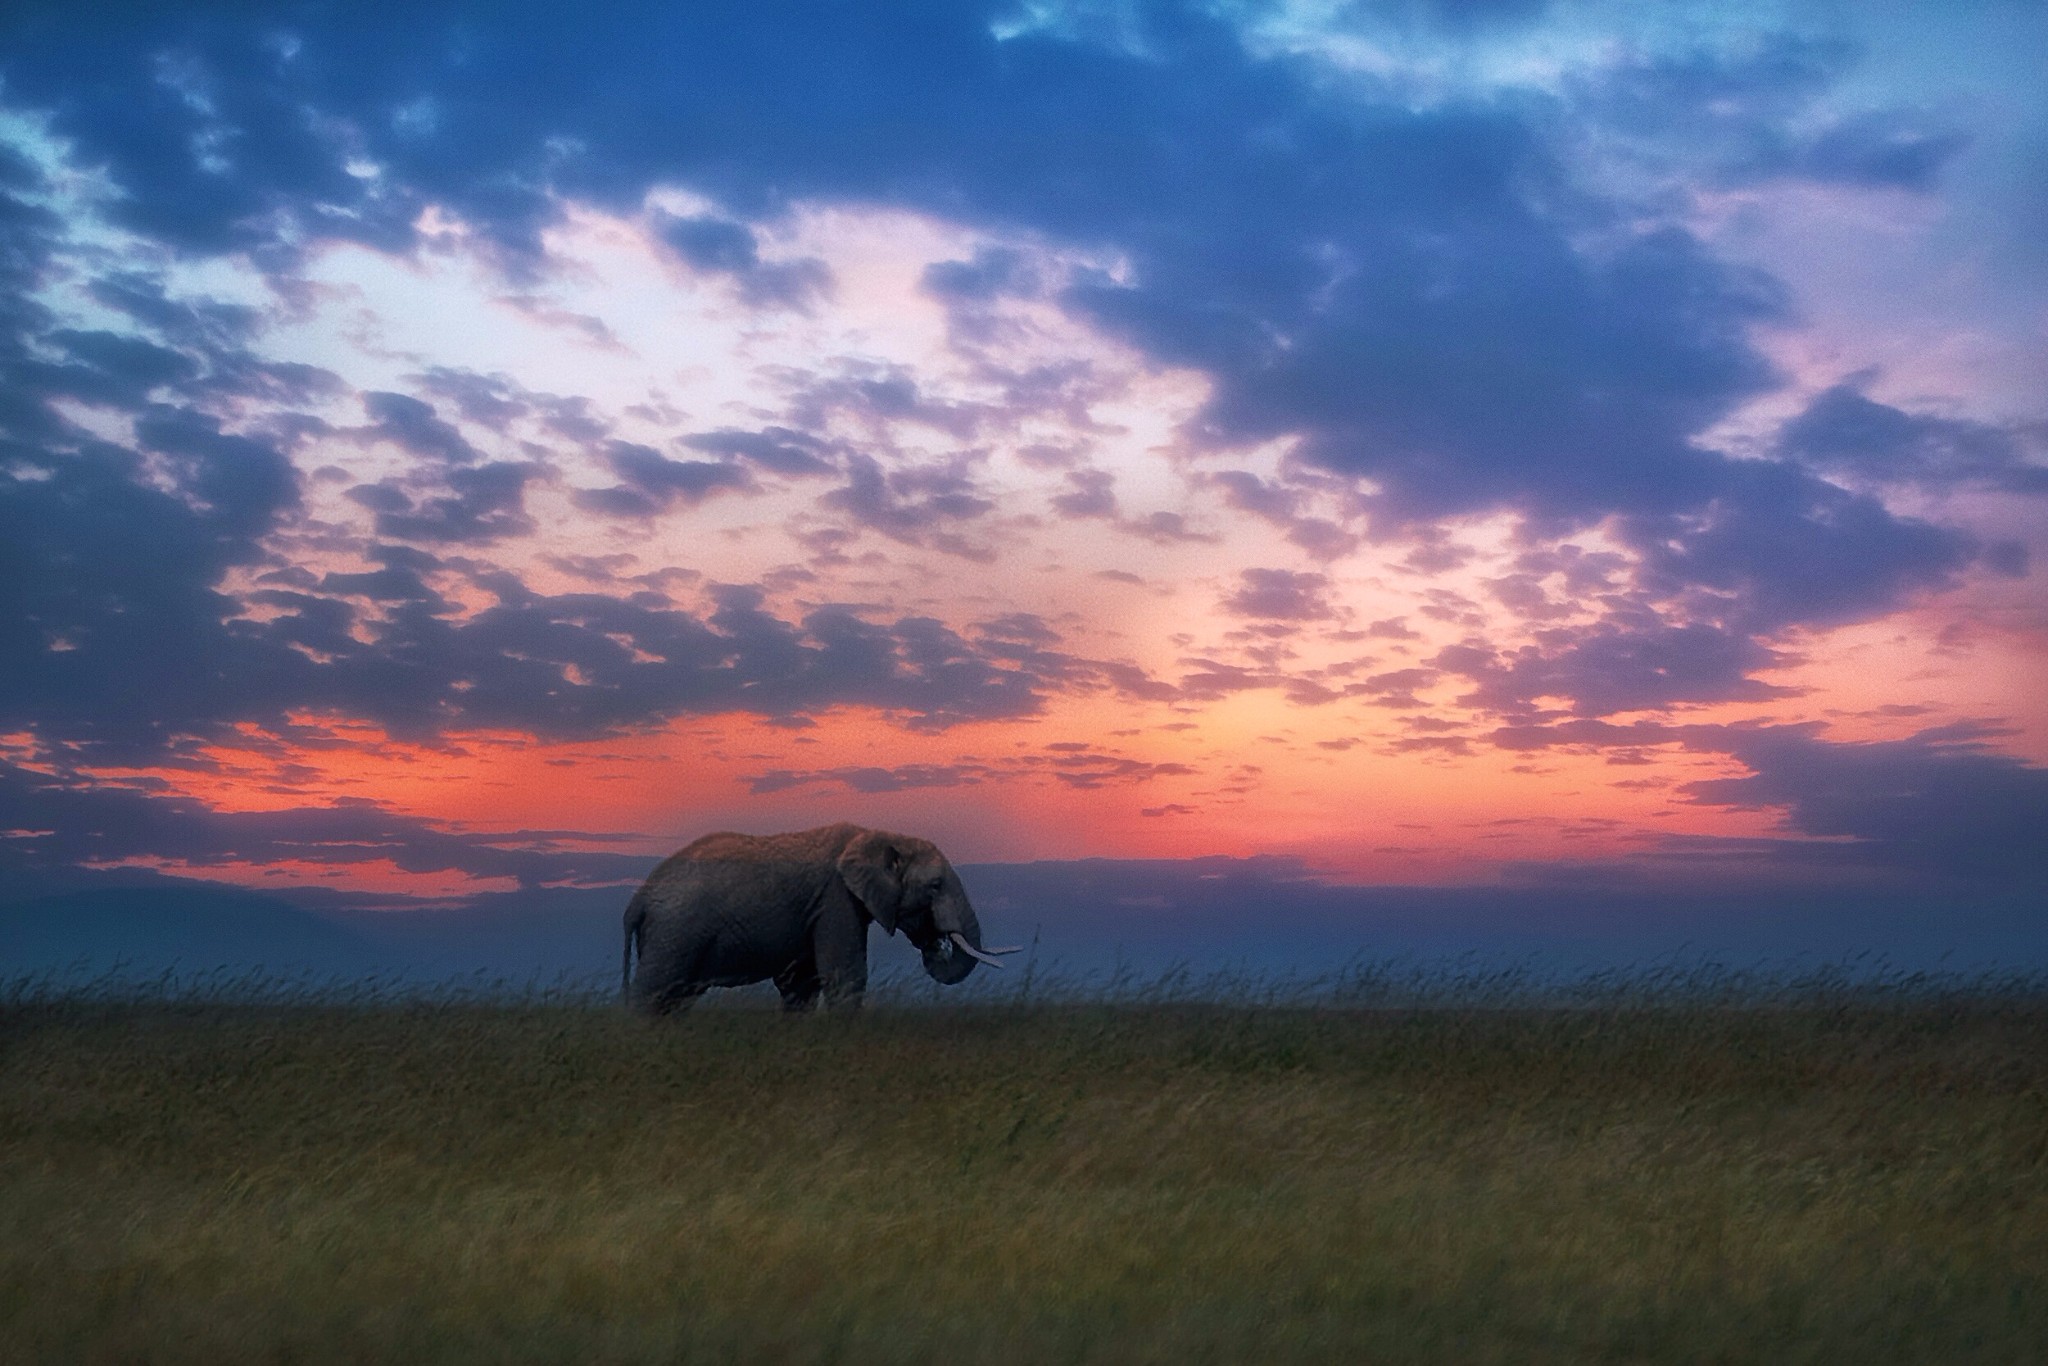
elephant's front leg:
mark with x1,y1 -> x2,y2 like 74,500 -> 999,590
812,886 -> 870,1013
774,954 -> 821,1013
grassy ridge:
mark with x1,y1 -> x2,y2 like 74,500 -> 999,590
3,990 -> 2045,1363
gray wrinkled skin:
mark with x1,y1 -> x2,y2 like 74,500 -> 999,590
622,823 -> 993,1014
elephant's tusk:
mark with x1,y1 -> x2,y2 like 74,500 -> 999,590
949,932 -> 1015,968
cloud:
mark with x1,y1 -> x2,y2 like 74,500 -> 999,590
1685,723 -> 2048,886
1563,36 -> 1968,193
1051,468 -> 1118,518
347,460 -> 541,544
680,426 -> 837,477
749,763 -> 984,795
358,391 -> 483,465
1783,113 -> 1970,191
1352,667 -> 1439,709
1221,569 -> 1334,621
1436,620 -> 1794,718
653,210 -> 833,310
1479,715 -> 2048,888
1208,470 -> 1360,560
0,758 -> 648,891
571,440 -> 754,518
1777,382 -> 2048,497
405,367 -> 610,444
921,245 -> 1041,303
747,743 -> 1194,795
821,452 -> 996,557
1622,460 -> 1984,634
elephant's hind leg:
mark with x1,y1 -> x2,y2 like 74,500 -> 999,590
775,956 -> 821,1013
651,981 -> 708,1016
634,920 -> 715,1016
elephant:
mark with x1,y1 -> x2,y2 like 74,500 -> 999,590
621,823 -> 1019,1014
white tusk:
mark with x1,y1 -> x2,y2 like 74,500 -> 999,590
949,932 -> 1013,968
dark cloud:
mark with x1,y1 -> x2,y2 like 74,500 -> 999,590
1436,617 -> 1794,719
680,426 -> 837,477
0,758 -> 648,891
1786,113 -> 1970,191
403,367 -> 612,447
1568,36 -> 1970,195
348,460 -> 541,544
0,432 -> 299,761
1209,470 -> 1298,522
1222,569 -> 1334,621
1209,470 -> 1361,560
1338,0 -> 1553,37
412,367 -> 534,429
1418,455 -> 2001,721
1079,204 -> 1784,530
44,271 -> 344,409
358,391 -> 483,465
1480,715 -> 2048,889
572,440 -> 753,518
788,365 -> 984,440
43,329 -> 199,403
1621,460 -> 1983,634
1683,723 -> 2048,885
749,763 -> 984,795
753,744 -> 1196,795
1778,382 -> 2048,495
1051,468 -> 1118,518
922,245 -> 1047,345
821,452 -> 996,557
653,210 -> 832,310
921,246 -> 1041,303
1352,668 -> 1439,709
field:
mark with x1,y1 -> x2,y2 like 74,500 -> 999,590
3,973 -> 2046,1363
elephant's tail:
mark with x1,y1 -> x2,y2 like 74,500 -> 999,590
622,894 -> 647,1005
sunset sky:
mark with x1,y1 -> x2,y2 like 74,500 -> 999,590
2,1 -> 2044,949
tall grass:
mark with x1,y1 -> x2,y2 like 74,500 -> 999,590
4,964 -> 2045,1363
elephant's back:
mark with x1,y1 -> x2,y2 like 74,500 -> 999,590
636,824 -> 855,906
671,823 -> 857,865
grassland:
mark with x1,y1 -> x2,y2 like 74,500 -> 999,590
3,973 -> 2045,1363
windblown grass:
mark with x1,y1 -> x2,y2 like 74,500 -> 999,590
3,964 -> 2045,1363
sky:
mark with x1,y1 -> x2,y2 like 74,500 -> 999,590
1,0 -> 2044,951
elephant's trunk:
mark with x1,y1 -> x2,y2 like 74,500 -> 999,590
921,874 -> 983,986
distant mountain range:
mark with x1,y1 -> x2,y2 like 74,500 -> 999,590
5,861 -> 2045,992
0,883 -> 626,990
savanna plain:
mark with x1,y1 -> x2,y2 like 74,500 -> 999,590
3,968 -> 2045,1364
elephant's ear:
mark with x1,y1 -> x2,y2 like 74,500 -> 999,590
837,829 -> 905,934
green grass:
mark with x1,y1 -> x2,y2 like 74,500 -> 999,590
3,980 -> 2045,1363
